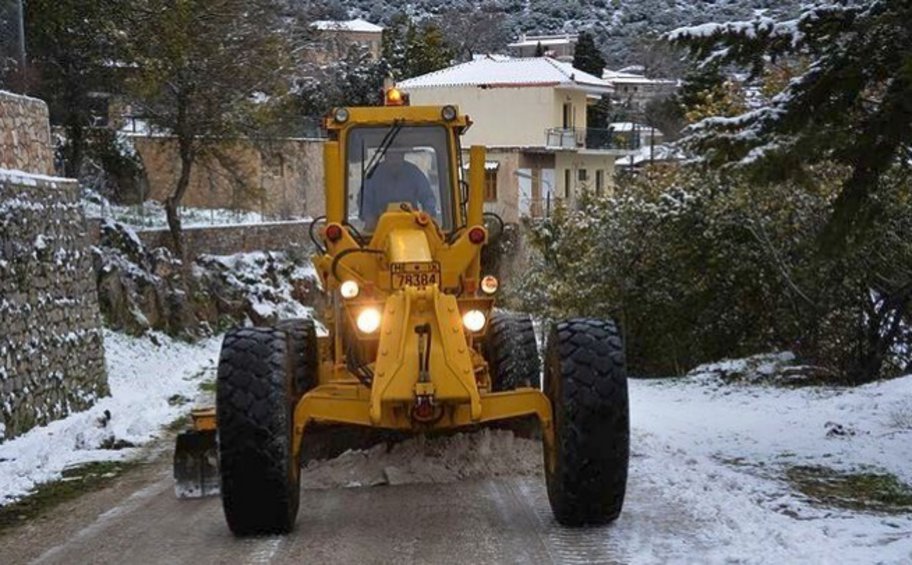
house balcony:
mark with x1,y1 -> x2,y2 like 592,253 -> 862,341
545,127 -> 643,151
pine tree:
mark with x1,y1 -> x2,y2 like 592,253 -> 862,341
534,41 -> 545,57
572,31 -> 606,77
667,1 -> 912,245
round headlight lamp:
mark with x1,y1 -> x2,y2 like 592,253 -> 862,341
462,310 -> 487,332
340,280 -> 360,299
356,307 -> 382,333
333,107 -> 350,123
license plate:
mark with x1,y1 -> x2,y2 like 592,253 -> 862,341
391,262 -> 441,289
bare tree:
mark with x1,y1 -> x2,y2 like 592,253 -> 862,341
434,6 -> 511,62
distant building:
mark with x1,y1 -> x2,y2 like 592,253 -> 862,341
603,69 -> 678,112
508,34 -> 578,63
308,18 -> 384,63
397,56 -> 639,221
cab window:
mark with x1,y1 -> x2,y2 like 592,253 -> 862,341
346,125 -> 453,231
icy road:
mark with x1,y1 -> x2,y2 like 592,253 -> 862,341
2,341 -> 912,564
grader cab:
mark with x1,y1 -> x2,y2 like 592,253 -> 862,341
174,94 -> 631,534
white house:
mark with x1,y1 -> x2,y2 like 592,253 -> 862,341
397,56 -> 637,221
308,18 -> 385,63
507,34 -> 578,62
603,68 -> 678,112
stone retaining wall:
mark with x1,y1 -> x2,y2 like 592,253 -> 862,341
87,220 -> 314,263
0,91 -> 54,175
0,169 -> 108,440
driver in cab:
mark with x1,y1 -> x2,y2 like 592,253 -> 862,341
361,149 -> 438,228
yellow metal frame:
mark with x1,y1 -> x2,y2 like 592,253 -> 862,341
198,104 -> 555,467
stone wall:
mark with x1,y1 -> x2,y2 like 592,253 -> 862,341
132,221 -> 313,261
132,136 -> 325,219
86,219 -> 314,263
0,169 -> 108,440
0,91 -> 54,175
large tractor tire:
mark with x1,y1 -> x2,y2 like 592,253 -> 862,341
544,318 -> 629,526
485,310 -> 541,391
276,318 -> 319,397
217,327 -> 300,536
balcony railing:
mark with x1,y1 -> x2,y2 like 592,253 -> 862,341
545,127 -> 644,151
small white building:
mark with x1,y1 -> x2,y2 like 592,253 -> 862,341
397,56 -> 638,222
508,34 -> 578,63
309,18 -> 384,62
603,69 -> 678,112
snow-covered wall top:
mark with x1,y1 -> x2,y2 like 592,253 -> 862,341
0,90 -> 54,176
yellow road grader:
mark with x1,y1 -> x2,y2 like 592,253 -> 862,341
174,91 -> 630,534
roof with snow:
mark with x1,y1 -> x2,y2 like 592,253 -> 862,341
616,144 -> 684,167
397,57 -> 613,94
311,18 -> 383,33
603,69 -> 677,85
508,34 -> 578,48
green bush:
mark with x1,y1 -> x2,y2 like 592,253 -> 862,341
514,166 -> 912,382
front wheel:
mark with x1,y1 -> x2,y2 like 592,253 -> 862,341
544,319 -> 629,526
217,327 -> 300,536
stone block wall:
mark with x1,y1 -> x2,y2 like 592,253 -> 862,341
0,91 -> 54,175
0,93 -> 108,441
133,136 -> 325,220
87,219 -> 314,263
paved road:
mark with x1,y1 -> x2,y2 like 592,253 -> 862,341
1,438 -> 697,565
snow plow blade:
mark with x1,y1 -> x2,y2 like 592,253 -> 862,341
173,428 -> 219,498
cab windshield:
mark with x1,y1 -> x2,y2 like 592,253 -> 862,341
346,125 -> 453,232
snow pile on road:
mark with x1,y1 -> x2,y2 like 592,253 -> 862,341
301,429 -> 541,489
0,330 -> 220,506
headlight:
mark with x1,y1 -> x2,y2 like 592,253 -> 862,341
333,107 -> 349,123
340,280 -> 360,299
356,307 -> 382,333
462,309 -> 486,332
480,275 -> 498,295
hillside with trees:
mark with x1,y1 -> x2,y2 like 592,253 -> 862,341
304,0 -> 803,70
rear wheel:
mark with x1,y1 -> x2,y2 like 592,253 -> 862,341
544,318 -> 629,526
217,327 -> 300,536
485,310 -> 541,391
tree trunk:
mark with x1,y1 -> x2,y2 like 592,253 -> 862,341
166,138 -> 194,258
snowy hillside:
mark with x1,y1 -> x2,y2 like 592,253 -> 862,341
332,0 -> 802,67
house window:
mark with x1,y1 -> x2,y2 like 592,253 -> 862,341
578,169 -> 588,182
563,169 -> 571,199
484,169 -> 498,202
596,170 -> 605,196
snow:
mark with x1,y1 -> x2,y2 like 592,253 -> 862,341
0,167 -> 70,188
627,372 -> 912,563
311,18 -> 383,33
298,362 -> 912,562
603,68 -> 676,85
617,143 -> 685,167
0,330 -> 220,506
82,195 -> 310,230
2,322 -> 909,562
396,56 -> 612,94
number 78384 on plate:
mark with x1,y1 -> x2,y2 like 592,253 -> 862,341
390,261 -> 441,289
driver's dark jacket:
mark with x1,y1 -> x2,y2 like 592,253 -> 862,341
360,161 -> 438,226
